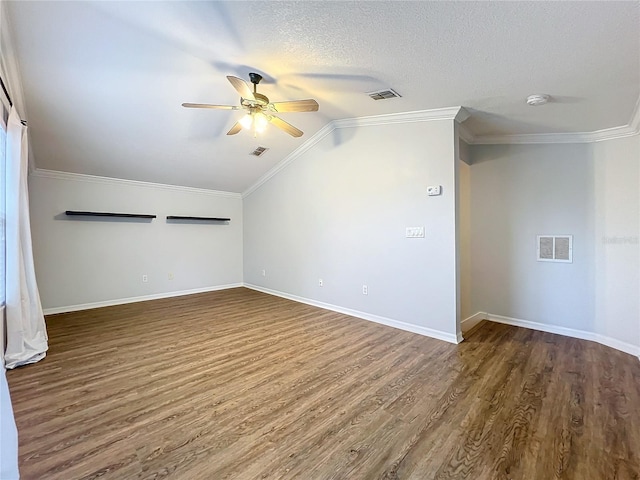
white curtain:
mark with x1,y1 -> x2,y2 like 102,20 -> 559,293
4,105 -> 47,369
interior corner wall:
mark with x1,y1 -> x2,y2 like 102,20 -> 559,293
592,134 -> 640,350
458,159 -> 472,320
469,138 -> 640,354
469,143 -> 595,331
243,120 -> 460,341
28,173 -> 243,312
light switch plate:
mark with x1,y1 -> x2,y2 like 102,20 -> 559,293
427,185 -> 442,196
406,226 -> 425,238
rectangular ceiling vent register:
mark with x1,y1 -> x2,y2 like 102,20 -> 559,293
367,89 -> 402,100
250,146 -> 269,157
537,235 -> 573,263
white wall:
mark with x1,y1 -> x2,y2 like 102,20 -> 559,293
469,143 -> 595,331
468,138 -> 639,354
243,119 -> 461,342
25,123 -> 640,355
29,171 -> 243,312
593,135 -> 639,349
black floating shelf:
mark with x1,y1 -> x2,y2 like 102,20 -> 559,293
166,216 -> 230,222
65,211 -> 156,219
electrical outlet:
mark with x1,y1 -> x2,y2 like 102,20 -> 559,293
262,269 -> 266,277
318,278 -> 323,287
362,285 -> 368,295
168,272 -> 174,280
142,274 -> 148,283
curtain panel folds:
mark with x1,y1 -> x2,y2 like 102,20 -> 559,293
4,105 -> 47,369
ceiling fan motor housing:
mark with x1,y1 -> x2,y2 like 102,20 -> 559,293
248,72 -> 263,85
242,92 -> 269,107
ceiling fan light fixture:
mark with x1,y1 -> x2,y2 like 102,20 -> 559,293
254,112 -> 269,133
183,73 -> 317,138
239,113 -> 253,130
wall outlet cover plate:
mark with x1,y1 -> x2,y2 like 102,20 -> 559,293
406,226 -> 425,238
427,185 -> 442,196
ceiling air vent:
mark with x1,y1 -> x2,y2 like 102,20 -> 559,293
367,89 -> 401,100
250,146 -> 269,157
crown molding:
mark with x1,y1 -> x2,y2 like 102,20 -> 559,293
457,122 -> 475,144
332,106 -> 467,129
455,107 -> 471,124
30,169 -> 242,198
467,96 -> 640,145
243,107 -> 468,198
471,124 -> 639,145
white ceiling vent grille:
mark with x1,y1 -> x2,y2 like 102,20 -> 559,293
367,89 -> 401,100
250,146 -> 269,157
537,235 -> 573,263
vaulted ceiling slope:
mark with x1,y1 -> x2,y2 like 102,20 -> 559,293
5,1 -> 640,192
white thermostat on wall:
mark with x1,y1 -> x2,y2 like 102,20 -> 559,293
427,185 -> 442,196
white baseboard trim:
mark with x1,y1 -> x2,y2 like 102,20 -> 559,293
42,283 -> 243,315
244,283 -> 460,344
461,312 -> 487,335
464,311 -> 640,358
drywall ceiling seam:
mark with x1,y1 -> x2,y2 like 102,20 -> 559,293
471,126 -> 638,145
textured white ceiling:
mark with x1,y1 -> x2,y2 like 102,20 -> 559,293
6,1 -> 640,192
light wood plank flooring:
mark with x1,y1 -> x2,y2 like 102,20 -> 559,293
6,287 -> 640,479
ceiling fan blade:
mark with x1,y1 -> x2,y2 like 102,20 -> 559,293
270,115 -> 303,138
227,75 -> 255,101
269,99 -> 319,113
182,103 -> 239,110
227,122 -> 242,135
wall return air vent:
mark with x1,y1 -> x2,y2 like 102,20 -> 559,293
367,89 -> 402,100
250,146 -> 269,157
537,235 -> 573,263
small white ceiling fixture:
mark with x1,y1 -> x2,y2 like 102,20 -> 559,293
526,94 -> 550,106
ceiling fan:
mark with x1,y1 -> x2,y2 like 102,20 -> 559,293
182,73 -> 319,138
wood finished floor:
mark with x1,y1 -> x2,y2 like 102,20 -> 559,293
6,287 -> 640,480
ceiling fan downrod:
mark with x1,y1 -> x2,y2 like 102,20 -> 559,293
248,72 -> 263,94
